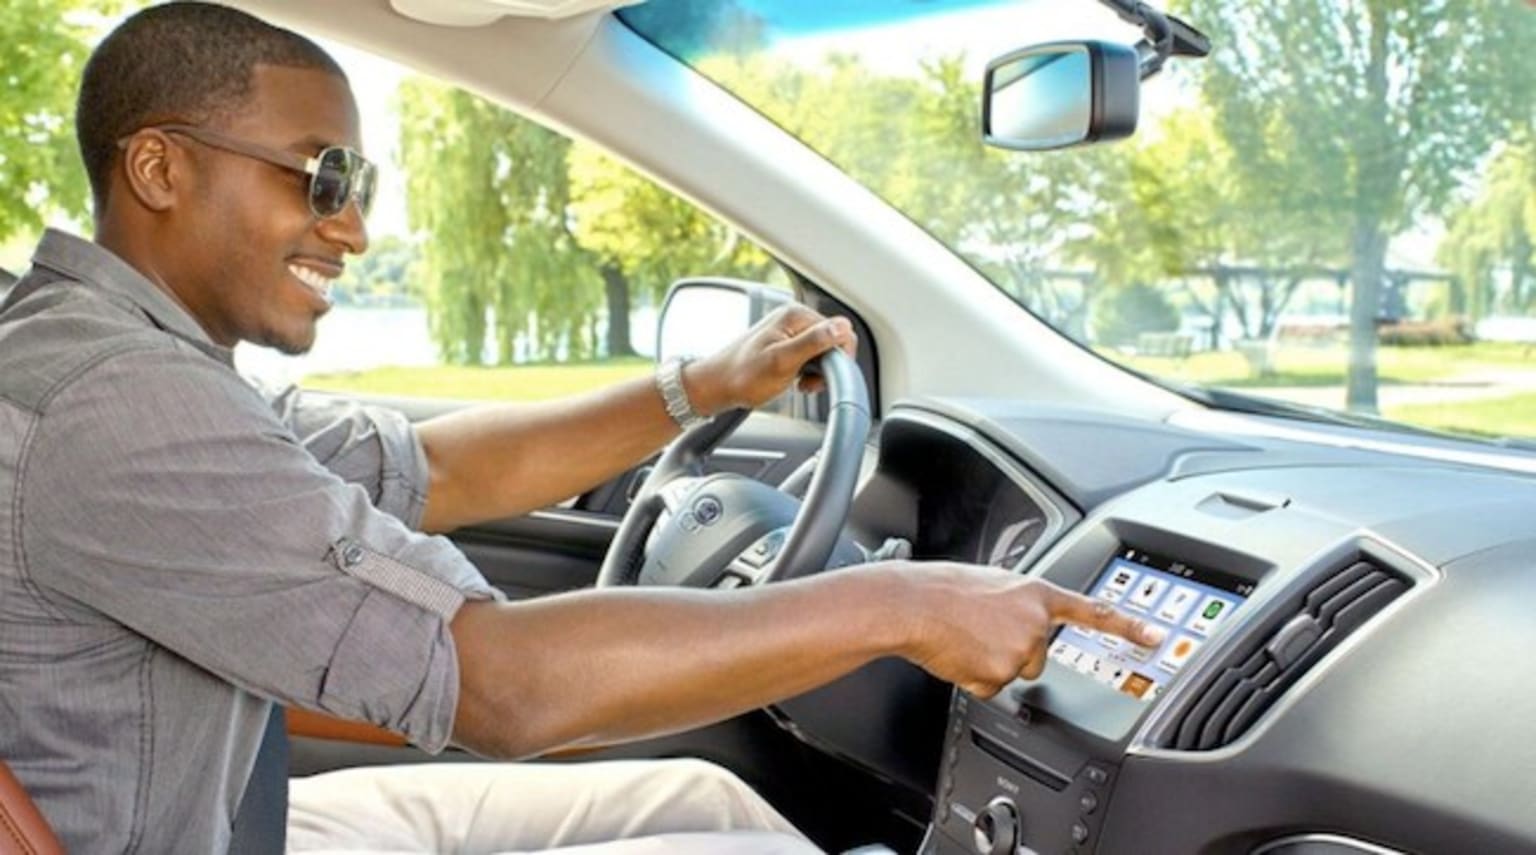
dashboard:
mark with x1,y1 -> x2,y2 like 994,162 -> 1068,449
778,397 -> 1536,855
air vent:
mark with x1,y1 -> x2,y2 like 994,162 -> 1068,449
1163,559 -> 1409,750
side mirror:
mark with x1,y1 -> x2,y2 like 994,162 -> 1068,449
981,41 -> 1140,151
655,277 -> 791,363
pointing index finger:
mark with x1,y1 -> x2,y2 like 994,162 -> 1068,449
1048,588 -> 1166,647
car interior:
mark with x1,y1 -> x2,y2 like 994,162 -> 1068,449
5,1 -> 1536,854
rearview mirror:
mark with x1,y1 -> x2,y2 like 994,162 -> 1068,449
982,41 -> 1140,151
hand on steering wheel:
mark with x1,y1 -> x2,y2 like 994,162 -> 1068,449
596,347 -> 869,590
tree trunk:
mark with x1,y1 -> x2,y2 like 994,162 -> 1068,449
1512,229 -> 1534,311
1346,223 -> 1388,413
601,263 -> 636,358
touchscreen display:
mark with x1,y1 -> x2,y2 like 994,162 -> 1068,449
1048,546 -> 1256,702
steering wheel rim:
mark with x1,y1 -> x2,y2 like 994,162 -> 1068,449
595,348 -> 870,588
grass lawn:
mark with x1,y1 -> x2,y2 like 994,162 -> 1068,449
1119,341 -> 1536,389
1386,392 -> 1536,440
298,344 -> 1536,442
301,359 -> 654,401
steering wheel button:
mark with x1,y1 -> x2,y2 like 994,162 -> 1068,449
678,513 -> 701,532
693,496 -> 723,525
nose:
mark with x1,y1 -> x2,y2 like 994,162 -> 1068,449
316,197 -> 370,257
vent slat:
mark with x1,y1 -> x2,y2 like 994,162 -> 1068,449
1314,572 -> 1389,622
1175,646 -> 1272,749
1161,557 -> 1410,751
1198,661 -> 1279,749
1303,561 -> 1374,610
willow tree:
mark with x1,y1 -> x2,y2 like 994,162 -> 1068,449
1439,138 -> 1536,317
397,79 -> 600,364
1180,0 -> 1536,411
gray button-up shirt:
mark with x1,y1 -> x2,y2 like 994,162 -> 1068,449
0,230 -> 499,853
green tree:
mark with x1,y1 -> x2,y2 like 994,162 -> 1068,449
0,0 -> 111,241
1095,108 -> 1347,345
566,144 -> 773,358
397,79 -> 600,364
333,234 -> 418,304
1438,137 -> 1536,317
1179,0 -> 1536,412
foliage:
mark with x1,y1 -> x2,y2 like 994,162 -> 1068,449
566,142 -> 774,356
1092,282 -> 1181,347
1438,137 -> 1536,317
1376,318 -> 1474,347
0,0 -> 115,241
333,234 -> 419,305
397,78 -> 601,364
1177,0 -> 1536,411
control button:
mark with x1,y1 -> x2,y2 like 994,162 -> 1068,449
1084,765 -> 1109,786
714,574 -> 746,590
692,495 -> 723,526
971,798 -> 1019,855
1079,792 -> 1098,815
739,530 -> 785,568
1071,822 -> 1090,845
677,513 -> 701,533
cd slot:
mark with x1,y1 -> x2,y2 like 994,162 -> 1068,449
969,729 -> 1070,792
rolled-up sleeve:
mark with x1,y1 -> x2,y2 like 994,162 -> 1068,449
259,382 -> 429,528
20,346 -> 496,752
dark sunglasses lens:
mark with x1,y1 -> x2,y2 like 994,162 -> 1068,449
311,147 -> 367,218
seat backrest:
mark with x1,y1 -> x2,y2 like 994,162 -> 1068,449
0,760 -> 63,855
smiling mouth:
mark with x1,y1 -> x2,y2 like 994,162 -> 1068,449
288,263 -> 337,303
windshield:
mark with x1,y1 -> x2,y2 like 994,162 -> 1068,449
621,0 -> 1536,442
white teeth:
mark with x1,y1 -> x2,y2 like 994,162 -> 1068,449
288,264 -> 334,301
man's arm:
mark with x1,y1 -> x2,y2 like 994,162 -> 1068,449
416,307 -> 856,533
448,562 -> 1165,759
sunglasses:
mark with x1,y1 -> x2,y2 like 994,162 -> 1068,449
120,123 -> 377,220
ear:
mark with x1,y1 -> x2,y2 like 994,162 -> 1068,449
116,130 -> 185,214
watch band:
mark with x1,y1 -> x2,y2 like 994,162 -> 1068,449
656,356 -> 708,431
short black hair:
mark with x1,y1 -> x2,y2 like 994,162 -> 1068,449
77,1 -> 347,208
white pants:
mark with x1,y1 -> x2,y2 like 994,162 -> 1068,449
286,758 -> 825,854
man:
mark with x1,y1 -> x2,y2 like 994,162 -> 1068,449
0,3 -> 1163,853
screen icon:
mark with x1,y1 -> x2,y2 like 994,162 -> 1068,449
1120,672 -> 1155,699
1188,595 -> 1233,636
1127,576 -> 1169,612
1157,634 -> 1203,672
1099,565 -> 1138,603
1155,584 -> 1200,624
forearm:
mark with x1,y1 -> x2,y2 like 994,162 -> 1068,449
416,366 -> 724,532
448,566 -> 911,759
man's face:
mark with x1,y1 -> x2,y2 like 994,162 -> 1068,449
170,65 -> 369,354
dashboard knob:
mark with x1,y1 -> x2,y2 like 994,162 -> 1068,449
971,797 -> 1019,855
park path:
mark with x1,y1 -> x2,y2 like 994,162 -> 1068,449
1255,368 -> 1536,411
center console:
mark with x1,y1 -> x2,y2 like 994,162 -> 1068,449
919,519 -> 1275,855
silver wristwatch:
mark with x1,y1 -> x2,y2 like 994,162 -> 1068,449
656,356 -> 708,431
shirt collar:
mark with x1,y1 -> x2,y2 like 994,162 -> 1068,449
29,228 -> 234,364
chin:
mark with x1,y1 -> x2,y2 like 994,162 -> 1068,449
254,327 -> 318,356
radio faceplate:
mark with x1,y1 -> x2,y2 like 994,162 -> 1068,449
923,690 -> 1119,855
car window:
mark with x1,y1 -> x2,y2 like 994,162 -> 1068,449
621,0 -> 1536,444
231,47 -> 793,403
0,5 -> 792,407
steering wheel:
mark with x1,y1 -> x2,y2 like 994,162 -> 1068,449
596,348 -> 870,589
